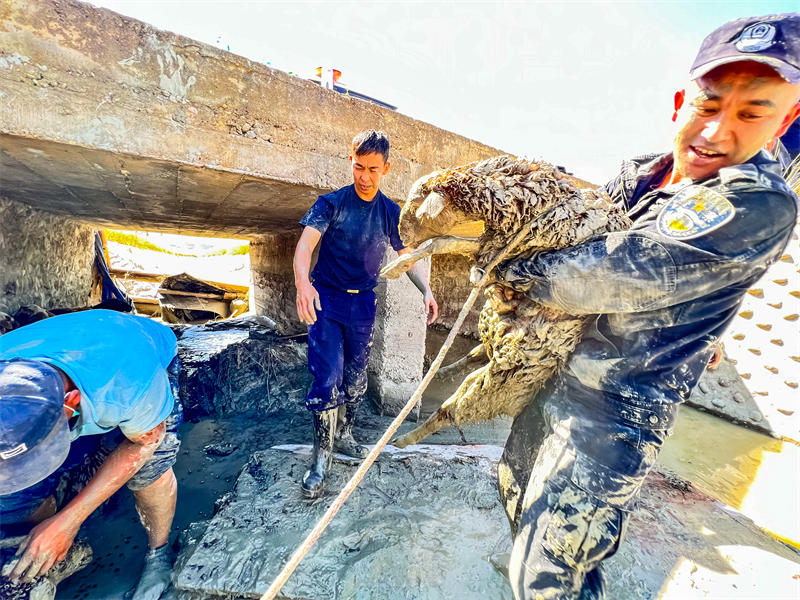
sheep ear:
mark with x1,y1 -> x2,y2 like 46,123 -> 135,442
415,192 -> 446,219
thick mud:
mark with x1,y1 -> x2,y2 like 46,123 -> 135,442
46,323 -> 799,599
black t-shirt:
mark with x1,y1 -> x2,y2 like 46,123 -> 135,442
300,185 -> 405,291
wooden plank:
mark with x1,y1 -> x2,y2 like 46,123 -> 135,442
109,268 -> 249,294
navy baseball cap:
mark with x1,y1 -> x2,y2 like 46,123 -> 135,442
691,13 -> 800,84
0,359 -> 71,495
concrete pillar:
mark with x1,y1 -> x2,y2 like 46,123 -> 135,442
249,230 -> 303,334
0,197 -> 94,315
368,248 -> 428,418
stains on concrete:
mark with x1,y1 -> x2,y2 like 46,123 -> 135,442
0,197 -> 94,314
154,46 -> 196,103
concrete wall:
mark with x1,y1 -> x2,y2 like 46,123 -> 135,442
249,230 -> 303,335
430,255 -> 482,338
0,197 -> 94,314
0,0 -> 504,236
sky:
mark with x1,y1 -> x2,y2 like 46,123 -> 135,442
90,1 -> 797,184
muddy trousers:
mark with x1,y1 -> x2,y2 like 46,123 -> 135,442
498,381 -> 669,600
305,286 -> 376,411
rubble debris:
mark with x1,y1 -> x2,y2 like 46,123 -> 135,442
159,273 -> 247,324
203,442 -> 238,457
176,315 -> 309,421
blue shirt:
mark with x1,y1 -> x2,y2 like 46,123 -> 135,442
0,310 -> 177,439
300,184 -> 405,291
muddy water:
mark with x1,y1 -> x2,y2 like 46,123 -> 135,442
659,408 -> 800,548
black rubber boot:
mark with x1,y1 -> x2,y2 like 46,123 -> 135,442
301,408 -> 337,498
334,403 -> 368,459
577,565 -> 606,600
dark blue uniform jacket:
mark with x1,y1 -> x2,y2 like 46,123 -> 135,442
501,151 -> 797,430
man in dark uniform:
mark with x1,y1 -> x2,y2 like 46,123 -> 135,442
493,14 -> 800,599
293,130 -> 438,498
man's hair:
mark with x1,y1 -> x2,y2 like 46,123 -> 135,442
352,130 -> 390,163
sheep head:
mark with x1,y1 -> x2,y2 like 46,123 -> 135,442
398,172 -> 483,249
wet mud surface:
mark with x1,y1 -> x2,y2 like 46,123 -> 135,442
52,403 -> 800,600
48,323 -> 800,599
173,445 -> 512,600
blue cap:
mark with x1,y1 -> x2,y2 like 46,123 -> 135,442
0,359 -> 71,495
691,14 -> 800,84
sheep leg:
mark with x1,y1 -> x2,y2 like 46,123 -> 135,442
435,344 -> 488,382
392,405 -> 453,448
380,236 -> 480,279
392,363 -> 491,448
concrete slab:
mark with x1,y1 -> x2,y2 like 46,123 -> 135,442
0,0 -> 502,237
172,445 -> 512,600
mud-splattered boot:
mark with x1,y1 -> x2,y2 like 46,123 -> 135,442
334,403 -> 368,459
301,408 -> 337,499
577,565 -> 606,600
131,545 -> 173,600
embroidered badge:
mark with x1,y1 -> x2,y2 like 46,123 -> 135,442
736,23 -> 776,53
657,186 -> 735,240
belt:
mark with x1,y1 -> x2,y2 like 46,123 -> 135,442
313,281 -> 371,295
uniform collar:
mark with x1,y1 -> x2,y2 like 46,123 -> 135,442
622,149 -> 788,196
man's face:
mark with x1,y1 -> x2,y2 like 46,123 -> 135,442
351,152 -> 390,201
673,61 -> 800,181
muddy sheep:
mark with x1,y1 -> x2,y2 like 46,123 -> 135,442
381,155 -> 630,447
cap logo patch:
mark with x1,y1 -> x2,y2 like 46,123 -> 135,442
657,185 -> 735,240
0,443 -> 28,460
736,23 -> 776,53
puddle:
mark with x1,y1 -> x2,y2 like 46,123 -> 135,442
660,407 -> 800,548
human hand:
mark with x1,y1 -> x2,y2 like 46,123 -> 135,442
8,513 -> 80,581
488,284 -> 519,313
707,344 -> 723,370
424,291 -> 438,325
296,281 -> 321,325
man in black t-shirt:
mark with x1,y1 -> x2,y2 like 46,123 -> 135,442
293,130 -> 438,498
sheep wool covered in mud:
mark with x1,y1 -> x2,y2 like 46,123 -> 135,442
381,155 -> 630,447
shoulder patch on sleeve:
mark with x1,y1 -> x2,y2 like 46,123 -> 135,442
657,185 -> 735,240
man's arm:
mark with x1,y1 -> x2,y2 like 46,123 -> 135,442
294,226 -> 323,325
498,190 -> 795,315
9,422 -> 167,581
398,248 -> 438,324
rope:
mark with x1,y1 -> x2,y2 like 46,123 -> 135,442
260,223 -> 531,600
